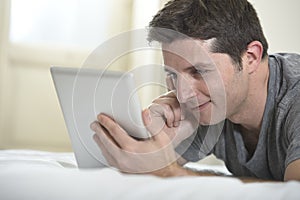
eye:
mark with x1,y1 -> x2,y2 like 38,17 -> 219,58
196,69 -> 209,74
166,72 -> 177,89
166,71 -> 177,81
190,68 -> 210,78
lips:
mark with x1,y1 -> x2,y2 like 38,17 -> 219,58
193,101 -> 211,111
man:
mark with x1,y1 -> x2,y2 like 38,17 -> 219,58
90,0 -> 300,182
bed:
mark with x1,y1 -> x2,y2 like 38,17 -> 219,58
0,149 -> 299,200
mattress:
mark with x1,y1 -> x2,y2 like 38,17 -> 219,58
0,150 -> 299,200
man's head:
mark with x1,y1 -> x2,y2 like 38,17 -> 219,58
148,0 -> 269,125
148,0 -> 268,70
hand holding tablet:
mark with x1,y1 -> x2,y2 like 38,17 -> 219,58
51,67 -> 150,168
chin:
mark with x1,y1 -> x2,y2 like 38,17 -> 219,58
191,104 -> 226,126
198,115 -> 226,126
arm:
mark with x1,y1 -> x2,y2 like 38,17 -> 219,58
282,97 -> 300,181
174,164 -> 278,183
90,111 -> 276,182
90,91 -> 279,182
284,159 -> 300,181
90,111 -> 180,175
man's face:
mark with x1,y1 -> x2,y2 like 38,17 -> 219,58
162,39 -> 249,125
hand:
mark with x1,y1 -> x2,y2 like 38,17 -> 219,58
91,111 -> 181,175
90,91 -> 198,176
147,91 -> 199,147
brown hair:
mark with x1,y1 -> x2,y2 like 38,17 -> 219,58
148,0 -> 268,69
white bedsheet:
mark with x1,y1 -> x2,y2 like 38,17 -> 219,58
0,150 -> 299,200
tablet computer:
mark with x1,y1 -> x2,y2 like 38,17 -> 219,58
50,66 -> 149,168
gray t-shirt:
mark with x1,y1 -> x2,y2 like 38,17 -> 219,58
177,53 -> 300,181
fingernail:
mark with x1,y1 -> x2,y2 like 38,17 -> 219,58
90,122 -> 98,131
93,134 -> 99,141
167,121 -> 173,128
174,121 -> 179,127
181,114 -> 185,120
145,109 -> 151,122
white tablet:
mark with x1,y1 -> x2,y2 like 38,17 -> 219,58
51,66 -> 149,168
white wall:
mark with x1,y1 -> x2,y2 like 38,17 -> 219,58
0,0 -> 134,151
249,0 -> 300,53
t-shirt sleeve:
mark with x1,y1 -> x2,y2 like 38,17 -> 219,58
284,100 -> 300,169
175,127 -> 203,162
175,124 -> 224,162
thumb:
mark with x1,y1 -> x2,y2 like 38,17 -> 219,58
142,108 -> 151,127
142,108 -> 165,137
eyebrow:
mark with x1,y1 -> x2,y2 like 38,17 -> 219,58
164,62 -> 214,73
183,66 -> 197,73
190,62 -> 214,70
163,66 -> 175,73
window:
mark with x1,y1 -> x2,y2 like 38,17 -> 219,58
10,0 -> 111,49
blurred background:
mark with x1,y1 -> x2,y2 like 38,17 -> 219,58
0,0 -> 299,153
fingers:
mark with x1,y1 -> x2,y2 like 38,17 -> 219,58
90,121 -> 119,148
149,91 -> 181,128
142,108 -> 165,137
142,108 -> 176,145
166,74 -> 176,91
91,115 -> 136,149
142,109 -> 151,127
169,117 -> 199,147
93,134 -> 118,167
149,103 -> 175,127
91,113 -> 181,174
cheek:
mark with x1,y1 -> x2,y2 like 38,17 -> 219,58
224,74 -> 249,113
192,78 -> 210,97
204,73 -> 227,103
205,71 -> 234,116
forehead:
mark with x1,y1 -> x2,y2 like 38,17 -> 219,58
162,39 -> 215,68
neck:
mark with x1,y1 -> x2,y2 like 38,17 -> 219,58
229,57 -> 269,134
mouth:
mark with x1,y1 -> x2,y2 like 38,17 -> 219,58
193,101 -> 211,111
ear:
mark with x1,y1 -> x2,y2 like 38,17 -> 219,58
245,41 -> 264,74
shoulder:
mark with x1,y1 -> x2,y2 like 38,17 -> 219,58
269,53 -> 300,79
284,96 -> 300,138
269,53 -> 300,67
268,53 -> 300,140
283,99 -> 300,173
269,53 -> 300,107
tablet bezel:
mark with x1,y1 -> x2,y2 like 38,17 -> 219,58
51,66 -> 149,168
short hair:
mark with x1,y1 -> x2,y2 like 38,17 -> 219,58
148,0 -> 269,69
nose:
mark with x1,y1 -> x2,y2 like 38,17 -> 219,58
176,74 -> 196,103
